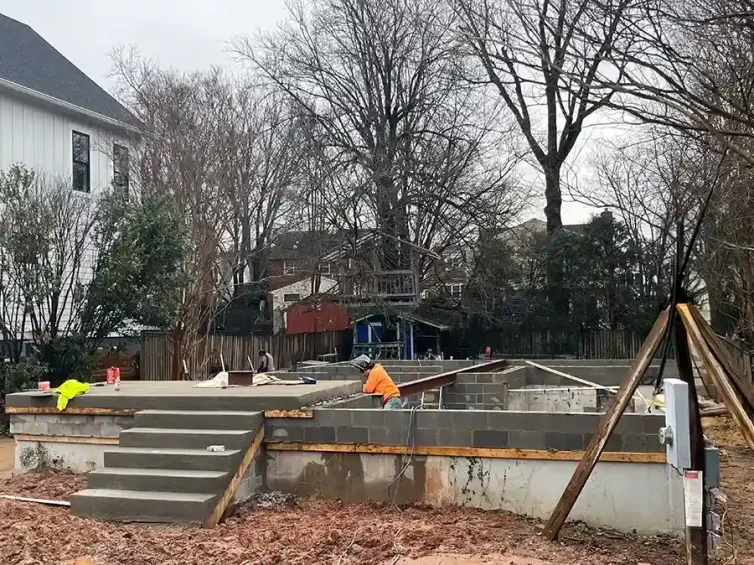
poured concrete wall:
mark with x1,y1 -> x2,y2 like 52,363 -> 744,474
266,450 -> 683,535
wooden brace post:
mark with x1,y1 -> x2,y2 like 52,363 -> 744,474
541,308 -> 670,541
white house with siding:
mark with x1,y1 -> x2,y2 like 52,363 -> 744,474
0,12 -> 135,342
0,12 -> 134,190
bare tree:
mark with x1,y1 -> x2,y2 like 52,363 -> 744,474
0,167 -> 98,345
450,0 -> 638,233
111,52 -> 232,378
237,0 -> 519,288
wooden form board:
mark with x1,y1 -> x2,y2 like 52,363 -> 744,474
203,425 -> 265,528
264,442 -> 666,463
16,434 -> 119,445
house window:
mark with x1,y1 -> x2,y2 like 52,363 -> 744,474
113,144 -> 129,192
72,131 -> 90,193
320,263 -> 331,276
283,261 -> 297,275
445,252 -> 463,270
448,283 -> 464,299
283,293 -> 300,302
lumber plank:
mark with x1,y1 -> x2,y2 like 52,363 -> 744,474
16,434 -> 119,445
542,307 -> 670,541
5,406 -> 138,416
678,305 -> 754,450
263,410 -> 314,419
203,424 -> 265,528
674,308 -> 708,564
264,442 -> 666,463
688,304 -> 754,413
0,495 -> 71,507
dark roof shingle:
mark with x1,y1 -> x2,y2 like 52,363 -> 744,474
0,13 -> 133,125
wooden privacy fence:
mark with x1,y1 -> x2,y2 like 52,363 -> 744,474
493,329 -> 644,359
141,330 -> 348,381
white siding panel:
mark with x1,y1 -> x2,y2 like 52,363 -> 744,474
0,91 -> 128,193
0,91 -> 131,338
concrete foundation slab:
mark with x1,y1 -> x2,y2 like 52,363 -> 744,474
6,380 -> 360,412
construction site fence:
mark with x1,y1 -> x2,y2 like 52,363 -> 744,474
140,330 -> 352,381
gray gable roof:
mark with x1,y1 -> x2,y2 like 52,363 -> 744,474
0,13 -> 133,125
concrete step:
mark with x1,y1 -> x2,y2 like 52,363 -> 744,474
134,410 -> 263,431
71,488 -> 217,523
119,427 -> 253,450
87,467 -> 229,493
104,447 -> 241,471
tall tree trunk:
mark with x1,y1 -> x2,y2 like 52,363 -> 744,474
170,325 -> 184,380
543,164 -> 563,233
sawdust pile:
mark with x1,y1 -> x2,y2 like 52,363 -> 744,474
0,473 -> 684,565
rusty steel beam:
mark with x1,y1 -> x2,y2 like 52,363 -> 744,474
397,359 -> 509,397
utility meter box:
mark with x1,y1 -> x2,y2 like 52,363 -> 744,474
662,378 -> 691,471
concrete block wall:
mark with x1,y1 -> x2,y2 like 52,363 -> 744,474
12,414 -> 136,473
521,364 -> 679,387
10,414 -> 135,438
265,409 -> 665,453
440,367 -> 526,410
506,386 -> 636,413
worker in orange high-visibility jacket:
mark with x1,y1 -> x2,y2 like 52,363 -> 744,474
350,354 -> 403,409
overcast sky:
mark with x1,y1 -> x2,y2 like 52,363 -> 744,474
0,0 -> 597,224
0,0 -> 287,86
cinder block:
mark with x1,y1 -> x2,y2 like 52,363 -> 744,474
336,427 -> 369,444
487,411 -> 526,431
509,430 -> 547,449
412,428 -> 437,445
303,426 -> 336,443
472,430 -> 509,448
415,411 -> 448,430
545,432 -> 584,451
622,433 -> 658,453
476,374 -> 493,384
641,414 -> 665,434
583,432 -> 622,451
438,429 -> 473,447
314,409 -> 354,428
524,412 -> 554,431
268,425 -> 303,442
350,410 -> 385,428
614,414 -> 644,434
450,410 -> 489,430
368,427 -> 404,446
548,413 -> 594,433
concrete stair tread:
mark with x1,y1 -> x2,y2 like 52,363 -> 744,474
74,488 -> 216,502
90,468 -> 227,479
122,427 -> 252,435
106,446 -> 241,456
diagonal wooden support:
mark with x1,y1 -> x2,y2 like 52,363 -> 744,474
687,304 -> 754,415
203,424 -> 265,528
678,305 -> 754,451
542,308 -> 670,541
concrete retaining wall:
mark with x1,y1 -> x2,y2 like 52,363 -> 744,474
265,450 -> 683,535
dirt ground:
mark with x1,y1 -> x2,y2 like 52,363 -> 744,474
0,416 -> 751,565
0,436 -> 14,478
